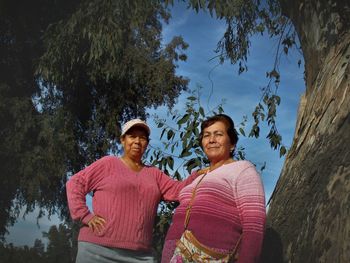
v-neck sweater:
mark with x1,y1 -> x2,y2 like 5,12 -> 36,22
66,156 -> 198,251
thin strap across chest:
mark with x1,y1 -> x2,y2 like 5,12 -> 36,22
183,169 -> 243,258
184,172 -> 207,229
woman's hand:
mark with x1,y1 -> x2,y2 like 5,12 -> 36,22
88,215 -> 106,233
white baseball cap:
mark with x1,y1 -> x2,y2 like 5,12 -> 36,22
121,119 -> 150,137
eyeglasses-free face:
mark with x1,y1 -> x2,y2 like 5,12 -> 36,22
121,127 -> 149,161
201,121 -> 234,164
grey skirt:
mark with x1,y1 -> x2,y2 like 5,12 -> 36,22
76,241 -> 157,263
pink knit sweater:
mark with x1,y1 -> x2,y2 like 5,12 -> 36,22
163,161 -> 266,263
66,156 -> 198,251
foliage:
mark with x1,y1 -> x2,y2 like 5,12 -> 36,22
0,242 -> 47,263
165,0 -> 301,154
0,0 -> 80,237
43,223 -> 78,263
0,0 -> 189,237
37,0 -> 189,161
0,223 -> 78,263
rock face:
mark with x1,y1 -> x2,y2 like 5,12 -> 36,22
262,0 -> 350,262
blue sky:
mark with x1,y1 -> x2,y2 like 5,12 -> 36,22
5,2 -> 305,247
148,2 -> 305,200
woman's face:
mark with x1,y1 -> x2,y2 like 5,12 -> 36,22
201,121 -> 234,164
121,127 -> 149,161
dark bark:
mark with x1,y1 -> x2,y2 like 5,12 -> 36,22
262,0 -> 350,262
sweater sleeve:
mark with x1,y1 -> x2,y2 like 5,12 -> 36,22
66,156 -> 110,225
235,165 -> 266,263
156,170 -> 199,202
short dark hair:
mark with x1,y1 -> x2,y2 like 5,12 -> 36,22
199,114 -> 239,152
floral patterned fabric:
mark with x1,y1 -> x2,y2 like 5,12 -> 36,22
169,230 -> 234,263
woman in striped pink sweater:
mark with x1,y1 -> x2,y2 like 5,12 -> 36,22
162,114 -> 266,263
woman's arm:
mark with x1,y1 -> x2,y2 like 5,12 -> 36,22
156,169 -> 201,202
66,156 -> 110,225
235,165 -> 266,263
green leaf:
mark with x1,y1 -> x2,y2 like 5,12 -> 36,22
279,146 -> 287,157
185,158 -> 198,173
239,127 -> 246,136
160,128 -> 166,140
177,114 -> 190,125
167,156 -> 174,170
180,148 -> 192,158
174,170 -> 181,180
298,59 -> 302,67
249,124 -> 260,138
199,107 -> 205,117
275,95 -> 281,105
269,69 -> 280,79
195,148 -> 203,155
194,126 -> 200,137
182,130 -> 191,142
167,130 -> 174,141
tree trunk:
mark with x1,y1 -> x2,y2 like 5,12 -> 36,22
262,0 -> 350,262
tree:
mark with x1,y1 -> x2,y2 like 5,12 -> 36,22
179,0 -> 349,262
0,225 -> 77,262
33,239 -> 45,258
0,0 -> 189,237
37,0 -> 189,161
0,0 -> 80,237
0,241 -> 46,263
261,1 -> 350,262
43,224 -> 75,263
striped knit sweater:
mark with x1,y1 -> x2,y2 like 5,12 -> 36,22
66,156 -> 199,251
163,160 -> 266,263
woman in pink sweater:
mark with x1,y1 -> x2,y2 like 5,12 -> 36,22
162,114 -> 266,263
66,119 -> 199,263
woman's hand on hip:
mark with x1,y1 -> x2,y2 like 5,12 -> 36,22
87,215 -> 106,234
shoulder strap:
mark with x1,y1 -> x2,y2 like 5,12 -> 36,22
184,173 -> 207,229
183,171 -> 243,257
230,233 -> 243,258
